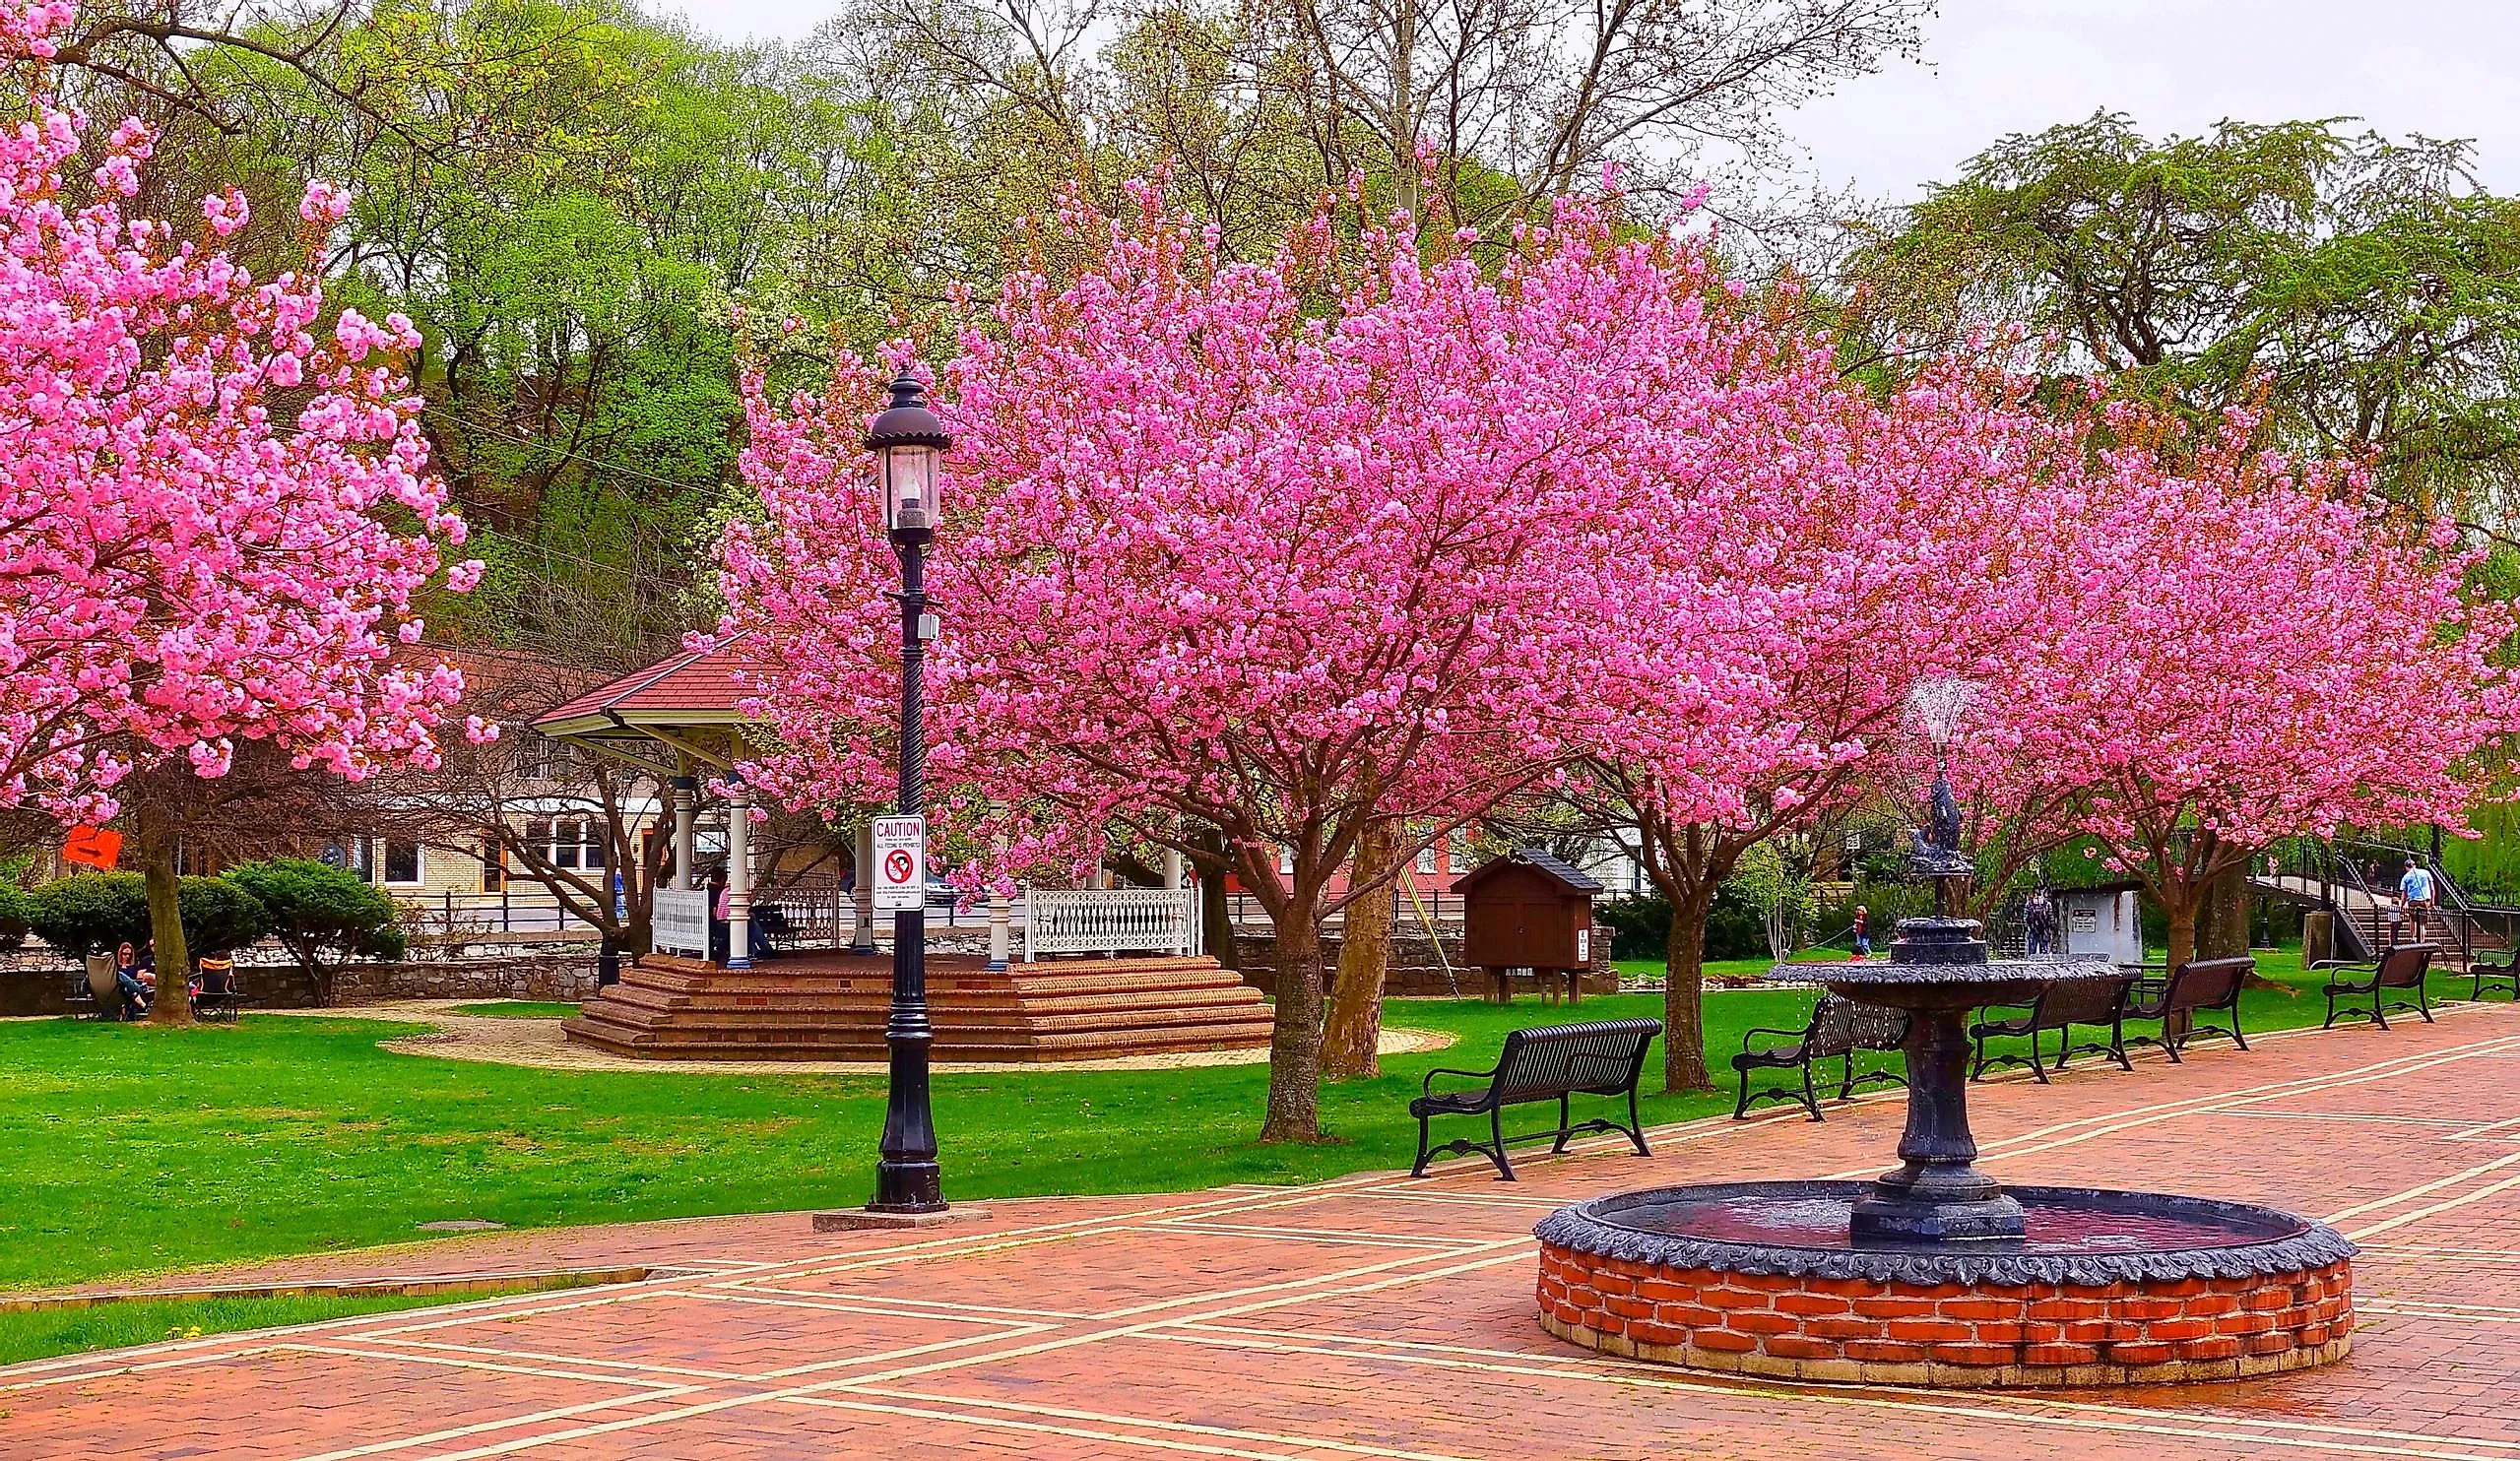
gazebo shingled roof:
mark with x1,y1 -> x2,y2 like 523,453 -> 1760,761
531,634 -> 761,772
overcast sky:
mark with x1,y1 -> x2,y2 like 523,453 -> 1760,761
677,0 -> 2520,200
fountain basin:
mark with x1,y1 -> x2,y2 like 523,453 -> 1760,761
1536,1181 -> 2355,1387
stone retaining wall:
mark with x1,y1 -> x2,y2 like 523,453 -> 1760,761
1535,1243 -> 2355,1387
0,951 -> 598,1012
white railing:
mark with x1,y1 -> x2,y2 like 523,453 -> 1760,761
1024,887 -> 1200,960
651,888 -> 711,959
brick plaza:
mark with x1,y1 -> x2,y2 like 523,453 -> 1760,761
9,1002 -> 2520,1460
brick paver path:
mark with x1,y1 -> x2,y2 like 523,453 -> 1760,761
12,1002 -> 2520,1459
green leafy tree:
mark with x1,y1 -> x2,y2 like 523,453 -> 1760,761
0,880 -> 32,950
26,872 -> 268,961
1846,113 -> 2520,516
224,859 -> 403,1008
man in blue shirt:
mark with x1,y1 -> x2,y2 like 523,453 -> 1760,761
2399,861 -> 2436,944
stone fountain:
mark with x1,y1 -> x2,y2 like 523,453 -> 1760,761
1533,680 -> 2356,1387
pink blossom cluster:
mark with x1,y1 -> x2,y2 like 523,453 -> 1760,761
718,190 -> 1793,920
0,80 -> 481,821
1979,405 -> 2515,886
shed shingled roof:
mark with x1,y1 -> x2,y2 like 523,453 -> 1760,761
1450,846 -> 1606,897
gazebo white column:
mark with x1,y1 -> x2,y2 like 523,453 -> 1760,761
1163,848 -> 1185,889
986,807 -> 1011,971
726,782 -> 754,969
987,882 -> 1011,971
851,821 -> 877,953
671,769 -> 697,891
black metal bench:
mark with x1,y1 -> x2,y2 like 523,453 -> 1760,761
2467,947 -> 2517,1003
2124,955 -> 2252,1060
1970,973 -> 2135,1083
2318,942 -> 2437,1029
1732,995 -> 1908,1121
1408,1019 -> 1658,1180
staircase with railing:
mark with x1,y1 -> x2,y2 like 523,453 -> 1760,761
2257,837 -> 2517,970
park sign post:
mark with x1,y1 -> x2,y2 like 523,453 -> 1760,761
872,815 -> 926,912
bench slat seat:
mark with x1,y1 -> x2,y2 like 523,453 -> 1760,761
1971,974 -> 2136,1083
2123,955 -> 2253,1061
1732,994 -> 1907,1121
2318,943 -> 2436,1030
1408,1019 -> 1658,1181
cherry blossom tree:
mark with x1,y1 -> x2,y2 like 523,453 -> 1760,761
1575,347 -> 2095,1091
0,8 -> 483,1022
721,189 -> 1775,1140
1985,406 -> 2516,969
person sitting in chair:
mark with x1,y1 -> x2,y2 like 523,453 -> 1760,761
111,940 -> 150,1020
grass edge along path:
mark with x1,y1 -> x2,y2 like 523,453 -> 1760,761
0,1277 -> 610,1367
0,947 -> 2477,1295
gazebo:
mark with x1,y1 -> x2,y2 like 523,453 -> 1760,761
531,638 -> 1270,1061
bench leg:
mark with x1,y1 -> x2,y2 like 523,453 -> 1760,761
1839,1052 -> 1856,1102
1550,1093 -> 1574,1154
1487,1109 -> 1516,1181
2372,991 -> 2391,1031
2111,1014 -> 2133,1072
2028,1030 -> 2049,1085
1732,1065 -> 1754,1120
2418,982 -> 2434,1024
1625,1086 -> 1650,1157
1410,1114 -> 1434,1178
2229,999 -> 2249,1049
1798,1062 -> 1822,1122
2322,986 -> 2339,1030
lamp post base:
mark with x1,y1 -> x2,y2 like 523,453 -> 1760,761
812,1205 -> 987,1233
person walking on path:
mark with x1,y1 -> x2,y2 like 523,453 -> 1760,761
2400,860 -> 2437,944
2024,885 -> 2058,957
1850,905 -> 1870,958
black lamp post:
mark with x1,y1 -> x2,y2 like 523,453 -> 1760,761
867,372 -> 951,1217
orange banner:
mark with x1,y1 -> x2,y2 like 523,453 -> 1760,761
61,826 -> 122,869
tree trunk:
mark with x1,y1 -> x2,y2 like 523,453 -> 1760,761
139,804 -> 193,1028
1389,0 -> 1418,223
1321,819 -> 1398,1080
1661,887 -> 1716,1093
2197,862 -> 2250,959
2163,888 -> 2200,973
1260,904 -> 1328,1141
1192,825 -> 1236,969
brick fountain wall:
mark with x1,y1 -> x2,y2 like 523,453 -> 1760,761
1535,1243 -> 2354,1387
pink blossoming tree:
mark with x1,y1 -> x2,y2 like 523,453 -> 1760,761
0,8 -> 483,1021
1981,406 -> 2516,969
1579,347 -> 2094,1092
721,190 -> 1777,1140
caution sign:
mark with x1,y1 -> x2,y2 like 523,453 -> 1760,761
872,815 -> 927,912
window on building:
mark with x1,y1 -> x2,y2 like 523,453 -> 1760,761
1416,844 -> 1439,875
1276,845 -> 1294,875
524,735 -> 576,782
531,818 -> 608,871
480,836 -> 505,893
1450,832 -> 1473,873
320,838 -> 372,881
379,838 -> 423,885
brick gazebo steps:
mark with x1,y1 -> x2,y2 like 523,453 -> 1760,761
559,950 -> 1274,1062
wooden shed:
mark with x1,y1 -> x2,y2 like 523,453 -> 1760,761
1453,848 -> 1605,1003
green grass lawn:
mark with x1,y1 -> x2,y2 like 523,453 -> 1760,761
0,947 -> 2486,1294
0,1287 -> 558,1366
446,1001 -> 588,1019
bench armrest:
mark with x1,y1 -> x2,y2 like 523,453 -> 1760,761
2306,959 -> 2371,972
1738,1025 -> 1809,1054
1420,1064 -> 1498,1097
